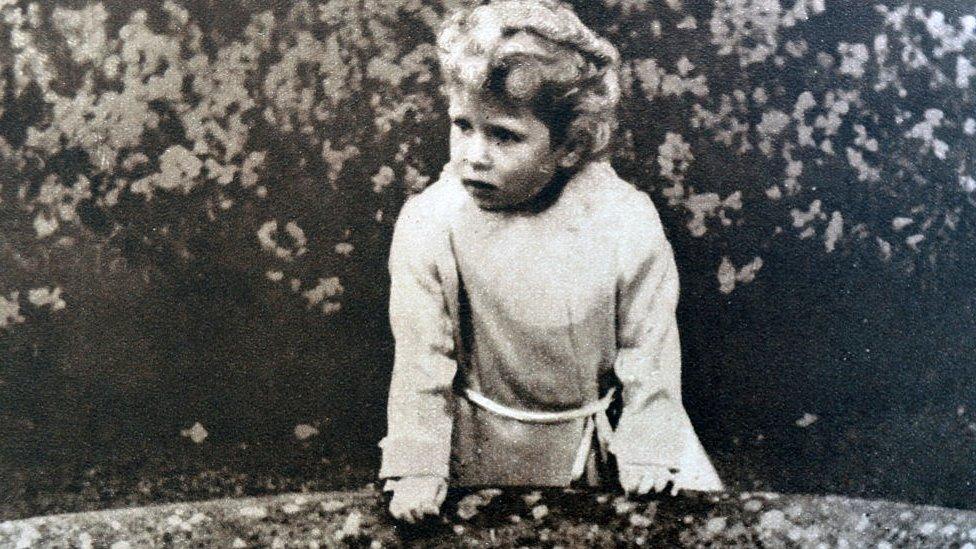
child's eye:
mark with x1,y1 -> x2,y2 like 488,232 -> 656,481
452,118 -> 473,132
489,126 -> 524,144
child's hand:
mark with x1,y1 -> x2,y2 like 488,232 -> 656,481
387,476 -> 448,523
618,464 -> 682,496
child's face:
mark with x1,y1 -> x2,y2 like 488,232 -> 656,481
448,88 -> 566,210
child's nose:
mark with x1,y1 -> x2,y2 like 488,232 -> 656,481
464,134 -> 492,169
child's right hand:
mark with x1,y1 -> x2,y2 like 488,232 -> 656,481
618,464 -> 682,496
387,476 -> 448,523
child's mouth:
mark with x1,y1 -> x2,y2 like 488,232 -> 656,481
462,179 -> 497,193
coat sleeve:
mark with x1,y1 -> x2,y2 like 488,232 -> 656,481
378,197 -> 457,479
607,193 -> 692,470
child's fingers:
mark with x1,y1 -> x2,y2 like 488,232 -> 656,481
618,471 -> 639,493
387,478 -> 446,523
399,510 -> 414,523
391,503 -> 414,524
407,501 -> 426,523
409,506 -> 426,523
388,499 -> 400,519
433,481 -> 448,506
637,472 -> 654,494
390,496 -> 420,524
395,499 -> 440,524
638,473 -> 669,494
421,501 -> 441,518
412,503 -> 440,523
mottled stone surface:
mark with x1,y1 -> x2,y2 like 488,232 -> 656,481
4,488 -> 976,548
2,0 -> 976,517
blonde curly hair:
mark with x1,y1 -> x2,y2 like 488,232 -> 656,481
436,0 -> 622,164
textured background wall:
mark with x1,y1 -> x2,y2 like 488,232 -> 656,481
1,0 -> 975,512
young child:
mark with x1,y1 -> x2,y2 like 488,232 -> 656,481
379,0 -> 724,523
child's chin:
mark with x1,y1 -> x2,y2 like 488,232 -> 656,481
467,192 -> 508,211
467,190 -> 542,211
474,200 -> 506,211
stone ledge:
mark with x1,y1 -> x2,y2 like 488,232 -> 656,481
3,487 -> 976,547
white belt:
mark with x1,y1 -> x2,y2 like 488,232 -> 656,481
462,387 -> 616,481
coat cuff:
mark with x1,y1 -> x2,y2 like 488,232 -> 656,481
378,436 -> 451,479
608,398 -> 689,467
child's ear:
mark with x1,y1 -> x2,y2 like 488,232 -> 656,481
555,143 -> 581,169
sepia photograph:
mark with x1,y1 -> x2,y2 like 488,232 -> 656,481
1,0 -> 975,546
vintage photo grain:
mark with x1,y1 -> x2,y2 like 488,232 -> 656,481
1,0 -> 975,546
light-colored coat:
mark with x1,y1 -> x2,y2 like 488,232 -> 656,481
379,161 -> 723,490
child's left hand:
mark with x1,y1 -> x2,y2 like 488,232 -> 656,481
618,464 -> 682,496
